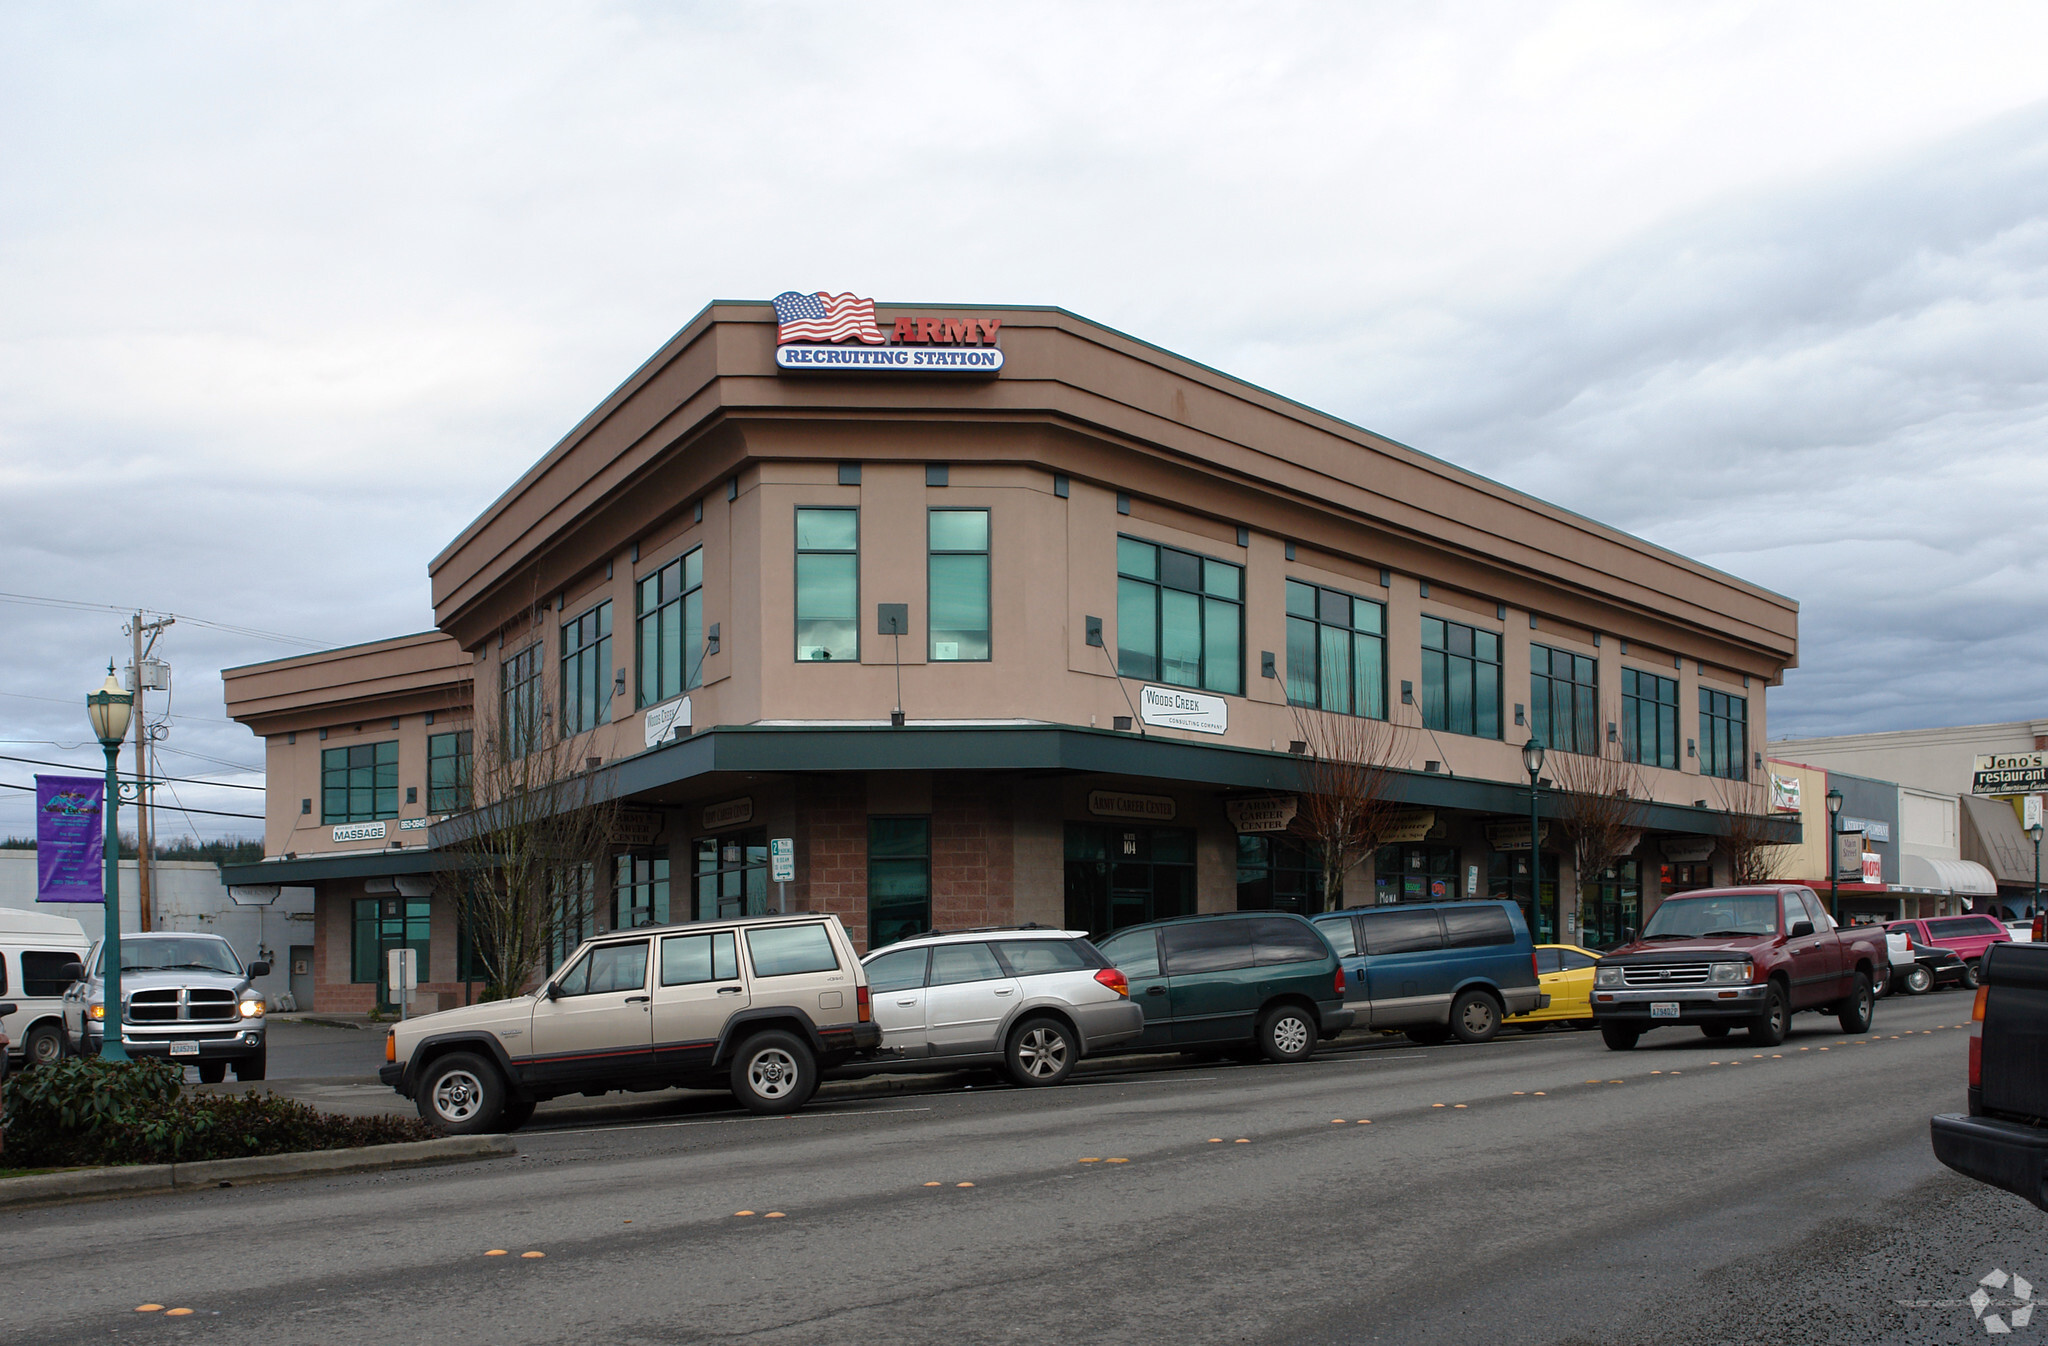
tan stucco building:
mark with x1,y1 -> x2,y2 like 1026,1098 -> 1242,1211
225,299 -> 1800,1011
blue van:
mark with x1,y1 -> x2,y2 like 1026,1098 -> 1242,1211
1309,901 -> 1545,1045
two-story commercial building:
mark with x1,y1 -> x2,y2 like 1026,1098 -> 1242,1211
225,298 -> 1800,1010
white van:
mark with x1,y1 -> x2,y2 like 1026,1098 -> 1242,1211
0,906 -> 91,1068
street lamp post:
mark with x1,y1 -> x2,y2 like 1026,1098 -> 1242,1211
1522,736 -> 1547,937
1824,787 -> 1844,922
2030,823 -> 2042,918
86,665 -> 134,1063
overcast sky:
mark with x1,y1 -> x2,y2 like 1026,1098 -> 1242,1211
3,2 -> 2045,841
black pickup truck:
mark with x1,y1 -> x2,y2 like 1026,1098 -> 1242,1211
1930,941 -> 2048,1210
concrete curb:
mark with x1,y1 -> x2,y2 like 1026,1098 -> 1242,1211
0,1134 -> 512,1208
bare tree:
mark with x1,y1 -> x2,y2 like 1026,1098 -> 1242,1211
433,633 -> 621,1002
1709,776 -> 1788,886
1287,705 -> 1413,914
1545,710 -> 1650,905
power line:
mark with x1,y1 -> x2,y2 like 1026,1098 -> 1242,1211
0,752 -> 265,791
0,591 -> 323,648
0,779 -> 263,820
0,688 -> 231,724
155,744 -> 265,774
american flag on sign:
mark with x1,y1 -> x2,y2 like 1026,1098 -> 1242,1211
773,291 -> 888,345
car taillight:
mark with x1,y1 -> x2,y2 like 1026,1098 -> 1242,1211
1335,964 -> 1346,996
856,984 -> 872,1022
1094,968 -> 1129,997
385,1030 -> 396,1063
1532,952 -> 1540,984
1968,981 -> 1988,1089
1974,984 -> 1989,1022
2034,915 -> 2044,943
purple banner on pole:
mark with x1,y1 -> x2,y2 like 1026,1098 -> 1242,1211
35,774 -> 105,903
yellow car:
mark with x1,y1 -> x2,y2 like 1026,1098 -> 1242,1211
1509,944 -> 1602,1028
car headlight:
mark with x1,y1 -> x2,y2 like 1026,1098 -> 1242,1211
88,1003 -> 105,1020
239,998 -> 266,1018
1709,962 -> 1748,984
1595,966 -> 1624,988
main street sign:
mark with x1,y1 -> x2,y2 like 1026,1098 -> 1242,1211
1973,752 -> 2048,795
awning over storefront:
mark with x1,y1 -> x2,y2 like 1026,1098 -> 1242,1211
1898,854 -> 1998,896
1959,794 -> 2039,888
218,847 -> 476,888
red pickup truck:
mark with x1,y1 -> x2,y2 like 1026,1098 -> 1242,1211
1588,885 -> 1888,1050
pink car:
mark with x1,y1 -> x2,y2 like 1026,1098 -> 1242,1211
1885,915 -> 2011,987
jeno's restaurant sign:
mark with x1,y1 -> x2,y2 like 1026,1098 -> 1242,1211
772,291 -> 1004,373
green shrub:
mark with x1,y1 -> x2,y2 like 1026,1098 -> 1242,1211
2,1058 -> 434,1168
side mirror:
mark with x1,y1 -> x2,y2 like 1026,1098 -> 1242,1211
543,982 -> 561,1001
60,961 -> 84,983
1621,928 -> 1636,944
247,961 -> 271,979
1790,921 -> 1816,939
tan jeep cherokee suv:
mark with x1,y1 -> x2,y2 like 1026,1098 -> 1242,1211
381,914 -> 880,1133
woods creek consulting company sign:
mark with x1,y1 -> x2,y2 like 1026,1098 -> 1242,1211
773,291 -> 1005,372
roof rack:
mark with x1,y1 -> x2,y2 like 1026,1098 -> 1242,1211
921,921 -> 1055,937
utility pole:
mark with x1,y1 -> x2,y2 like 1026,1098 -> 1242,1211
128,613 -> 174,931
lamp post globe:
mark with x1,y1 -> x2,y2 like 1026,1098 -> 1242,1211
1522,737 -> 1546,929
1824,787 -> 1844,921
86,665 -> 133,1063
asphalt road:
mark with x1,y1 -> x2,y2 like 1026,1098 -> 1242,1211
4,990 -> 2034,1346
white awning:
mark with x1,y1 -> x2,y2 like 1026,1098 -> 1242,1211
1898,854 -> 1999,896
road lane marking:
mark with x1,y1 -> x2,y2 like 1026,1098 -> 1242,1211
521,1251 -> 545,1258
764,1212 -> 786,1218
485,1249 -> 508,1256
135,1305 -> 163,1313
533,1106 -> 934,1138
165,1308 -> 193,1317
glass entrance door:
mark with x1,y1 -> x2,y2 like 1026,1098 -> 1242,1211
1064,824 -> 1196,936
1578,861 -> 1641,950
352,897 -> 430,1011
695,829 -> 767,919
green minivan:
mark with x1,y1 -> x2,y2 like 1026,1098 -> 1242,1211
1095,912 -> 1355,1063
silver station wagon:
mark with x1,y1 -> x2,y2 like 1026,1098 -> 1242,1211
856,926 -> 1146,1086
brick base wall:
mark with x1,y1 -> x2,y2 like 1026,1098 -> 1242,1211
932,773 -> 1015,932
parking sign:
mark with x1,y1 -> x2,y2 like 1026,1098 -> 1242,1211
770,837 -> 795,883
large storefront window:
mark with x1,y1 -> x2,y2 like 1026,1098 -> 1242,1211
1531,643 -> 1598,757
1375,844 -> 1461,904
551,864 -> 599,971
1699,689 -> 1748,780
1579,860 -> 1641,950
1623,668 -> 1679,769
1064,824 -> 1196,935
638,546 -> 705,705
869,817 -> 932,948
1116,536 -> 1242,695
352,896 -> 430,1010
1285,580 -> 1385,718
614,851 -> 670,929
796,508 -> 859,662
1660,861 -> 1713,894
695,829 -> 768,919
1420,617 -> 1500,739
1237,835 -> 1320,914
928,511 -> 990,661
1488,851 -> 1560,944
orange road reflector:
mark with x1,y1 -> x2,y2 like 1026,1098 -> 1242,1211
1234,1138 -> 1250,1144
957,1182 -> 976,1187
135,1306 -> 164,1313
1533,1091 -> 1546,1096
1608,1080 -> 1622,1085
764,1212 -> 786,1219
924,1181 -> 942,1186
1431,1103 -> 1445,1108
735,1211 -> 755,1216
1819,1047 -> 1829,1051
1106,1158 -> 1129,1164
485,1250 -> 509,1256
1331,1119 -> 1347,1124
164,1308 -> 194,1317
1453,1104 -> 1467,1109
1208,1138 -> 1223,1143
1079,1158 -> 1101,1164
1669,1071 -> 1682,1075
521,1251 -> 545,1258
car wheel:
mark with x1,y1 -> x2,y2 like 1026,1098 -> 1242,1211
416,1052 -> 506,1135
1256,1005 -> 1318,1064
1904,965 -> 1933,995
730,1031 -> 817,1115
22,1022 -> 65,1067
1599,1023 -> 1640,1051
1748,984 -> 1790,1047
1700,1024 -> 1731,1039
197,1061 -> 227,1084
1448,991 -> 1502,1044
234,1044 -> 266,1082
1962,960 -> 1981,990
496,1096 -> 537,1132
1005,1017 -> 1077,1086
1406,1026 -> 1451,1046
1836,972 -> 1875,1034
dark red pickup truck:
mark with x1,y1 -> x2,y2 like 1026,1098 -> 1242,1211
1931,942 -> 2048,1210
1588,884 -> 1887,1050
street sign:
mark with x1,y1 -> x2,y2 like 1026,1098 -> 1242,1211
2027,795 -> 2043,832
770,838 -> 795,883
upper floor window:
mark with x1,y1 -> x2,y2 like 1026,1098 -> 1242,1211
322,741 -> 398,824
637,547 -> 703,707
560,601 -> 613,735
1420,616 -> 1500,739
928,509 -> 989,661
1116,536 -> 1242,695
1699,687 -> 1748,780
1285,579 -> 1385,717
426,730 -> 472,814
796,508 -> 858,662
1622,668 -> 1679,769
501,643 -> 543,755
1531,643 -> 1598,756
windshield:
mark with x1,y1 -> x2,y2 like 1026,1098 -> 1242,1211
95,937 -> 243,976
1639,894 -> 1780,940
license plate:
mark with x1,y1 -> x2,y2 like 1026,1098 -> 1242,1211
1650,1002 -> 1681,1019
169,1041 -> 200,1057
